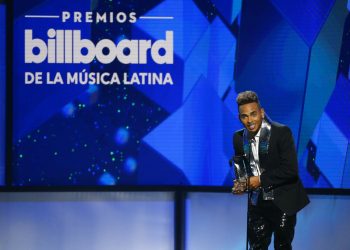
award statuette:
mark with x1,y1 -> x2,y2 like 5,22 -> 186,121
230,155 -> 249,193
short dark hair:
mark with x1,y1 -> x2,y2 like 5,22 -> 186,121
236,90 -> 261,107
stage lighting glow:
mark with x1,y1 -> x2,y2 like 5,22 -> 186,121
98,172 -> 116,185
114,127 -> 129,145
62,102 -> 76,117
124,157 -> 137,174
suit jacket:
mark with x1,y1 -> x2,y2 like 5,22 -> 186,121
233,122 -> 309,215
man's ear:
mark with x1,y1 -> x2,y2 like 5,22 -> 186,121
261,108 -> 265,119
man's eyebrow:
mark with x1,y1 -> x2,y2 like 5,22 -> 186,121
240,110 -> 257,116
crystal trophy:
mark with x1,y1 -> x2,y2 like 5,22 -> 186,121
230,155 -> 249,193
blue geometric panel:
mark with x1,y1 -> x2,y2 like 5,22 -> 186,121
270,0 -> 336,47
217,46 -> 236,98
325,74 -> 350,140
235,0 -> 309,139
314,113 -> 348,187
130,27 -> 184,113
132,11 -> 236,114
130,0 -> 210,113
13,0 -> 91,141
297,0 -> 348,158
136,142 -> 190,185
143,76 -> 235,185
235,0 -> 282,78
222,86 -> 242,158
312,73 -> 350,188
298,141 -> 333,189
134,0 -> 209,60
211,0 -> 242,24
223,86 -> 239,120
183,17 -> 236,100
206,18 -> 236,98
343,143 -> 350,188
183,25 -> 210,100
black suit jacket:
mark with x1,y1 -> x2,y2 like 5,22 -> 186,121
233,122 -> 309,215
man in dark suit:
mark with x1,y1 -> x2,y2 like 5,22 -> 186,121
232,91 -> 309,250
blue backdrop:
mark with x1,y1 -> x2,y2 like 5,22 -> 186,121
7,0 -> 350,188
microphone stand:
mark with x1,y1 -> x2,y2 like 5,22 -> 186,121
229,156 -> 250,250
245,179 -> 249,250
246,143 -> 252,250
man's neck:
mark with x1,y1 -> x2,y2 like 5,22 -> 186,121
249,127 -> 261,139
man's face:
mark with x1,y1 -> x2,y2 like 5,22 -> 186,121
238,102 -> 265,136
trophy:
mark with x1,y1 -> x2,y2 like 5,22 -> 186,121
230,155 -> 249,193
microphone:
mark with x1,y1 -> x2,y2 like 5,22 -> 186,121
229,155 -> 247,167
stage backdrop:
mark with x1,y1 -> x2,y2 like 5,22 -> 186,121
8,0 -> 350,188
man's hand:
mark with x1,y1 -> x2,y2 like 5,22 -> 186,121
232,179 -> 246,195
249,176 -> 261,189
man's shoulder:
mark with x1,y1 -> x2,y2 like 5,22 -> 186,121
271,121 -> 292,135
271,121 -> 285,127
234,128 -> 244,135
233,128 -> 244,138
232,129 -> 244,150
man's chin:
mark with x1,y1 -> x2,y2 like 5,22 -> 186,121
247,129 -> 258,136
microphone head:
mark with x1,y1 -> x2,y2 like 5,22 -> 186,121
233,155 -> 245,163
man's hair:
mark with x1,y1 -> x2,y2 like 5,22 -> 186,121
236,90 -> 261,107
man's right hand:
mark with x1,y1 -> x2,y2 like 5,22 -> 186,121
232,179 -> 246,195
